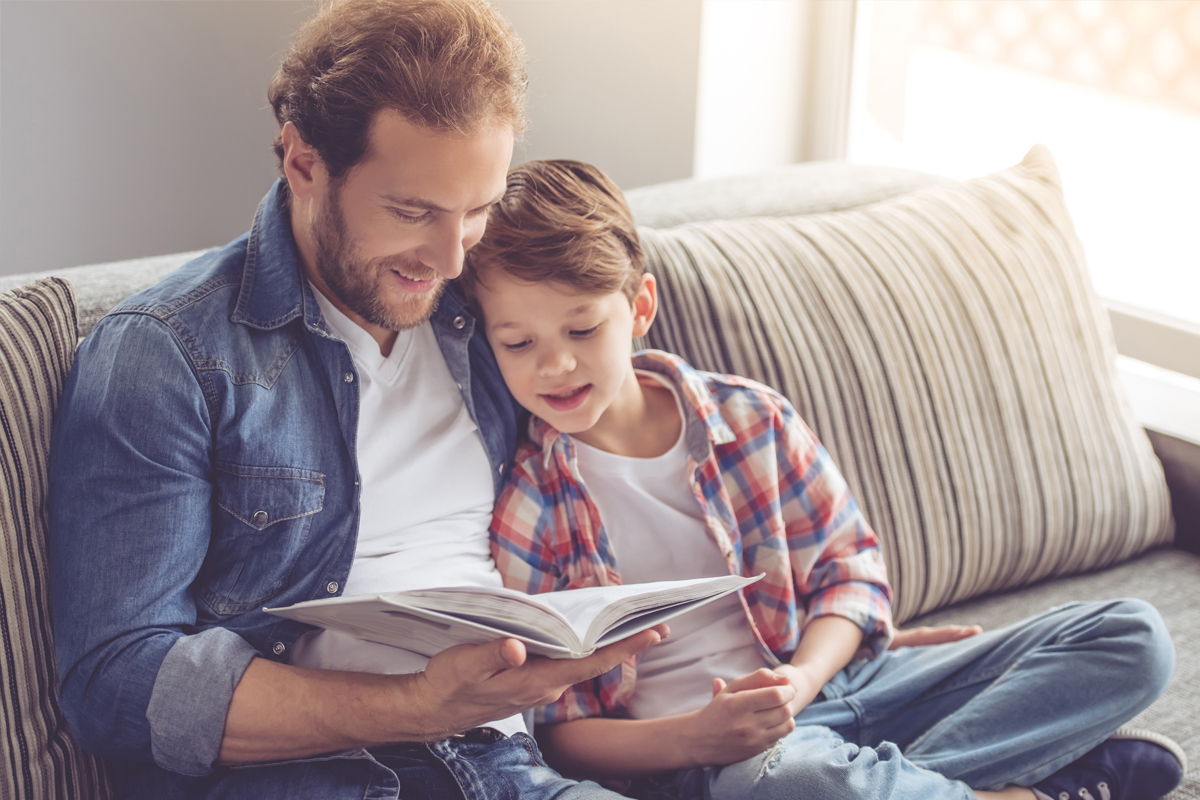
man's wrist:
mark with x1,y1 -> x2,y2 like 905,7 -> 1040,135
402,671 -> 472,742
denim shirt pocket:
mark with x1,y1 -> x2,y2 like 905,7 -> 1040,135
197,461 -> 325,618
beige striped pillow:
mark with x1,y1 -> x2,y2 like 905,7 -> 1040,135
639,146 -> 1173,624
0,279 -> 112,799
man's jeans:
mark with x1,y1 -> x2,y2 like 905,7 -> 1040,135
110,730 -> 624,800
630,598 -> 1175,800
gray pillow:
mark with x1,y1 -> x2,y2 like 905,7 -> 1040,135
639,146 -> 1173,623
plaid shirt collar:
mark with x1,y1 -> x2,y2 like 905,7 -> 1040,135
528,350 -> 737,470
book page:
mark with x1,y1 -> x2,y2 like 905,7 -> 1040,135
532,576 -> 745,635
266,574 -> 761,659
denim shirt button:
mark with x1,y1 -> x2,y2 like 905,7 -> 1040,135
327,581 -> 339,594
272,642 -> 286,656
252,510 -> 269,526
344,372 -> 354,383
498,463 -> 505,475
453,315 -> 466,330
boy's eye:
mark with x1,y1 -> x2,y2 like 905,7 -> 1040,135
569,325 -> 601,337
502,340 -> 532,352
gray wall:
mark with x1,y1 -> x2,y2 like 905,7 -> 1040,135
0,0 -> 700,277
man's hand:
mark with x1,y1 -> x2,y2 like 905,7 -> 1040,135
412,625 -> 667,740
219,625 -> 666,764
679,669 -> 796,766
889,624 -> 982,650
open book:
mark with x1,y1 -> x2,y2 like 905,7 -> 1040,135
265,574 -> 762,659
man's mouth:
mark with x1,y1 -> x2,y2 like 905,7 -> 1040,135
540,385 -> 592,411
389,268 -> 439,293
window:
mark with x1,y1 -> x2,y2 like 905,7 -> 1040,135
847,0 -> 1200,442
848,0 -> 1200,328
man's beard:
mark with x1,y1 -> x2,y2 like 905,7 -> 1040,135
311,182 -> 445,332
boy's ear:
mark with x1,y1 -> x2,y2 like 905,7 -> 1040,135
631,273 -> 658,338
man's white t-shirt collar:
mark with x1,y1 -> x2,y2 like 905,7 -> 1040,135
295,282 -> 526,736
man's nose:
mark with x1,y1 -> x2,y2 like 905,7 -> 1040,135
420,218 -> 467,279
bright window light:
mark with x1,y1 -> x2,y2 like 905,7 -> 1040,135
848,0 -> 1200,326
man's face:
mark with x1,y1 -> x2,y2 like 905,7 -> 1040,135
308,109 -> 513,334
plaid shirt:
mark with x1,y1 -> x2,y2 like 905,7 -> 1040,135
490,351 -> 893,723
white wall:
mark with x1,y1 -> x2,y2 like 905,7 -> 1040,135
0,0 -> 701,276
497,0 -> 701,192
694,0 -> 807,178
693,0 -> 857,178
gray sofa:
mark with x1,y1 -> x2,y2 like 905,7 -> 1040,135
2,151 -> 1197,799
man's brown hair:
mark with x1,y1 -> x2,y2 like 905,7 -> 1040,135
462,159 -> 645,308
269,0 -> 527,180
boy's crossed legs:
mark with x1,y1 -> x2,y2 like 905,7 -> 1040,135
639,598 -> 1179,800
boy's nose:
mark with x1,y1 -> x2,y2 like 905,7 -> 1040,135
538,348 -> 575,376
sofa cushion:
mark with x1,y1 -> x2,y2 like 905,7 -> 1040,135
0,279 -> 111,798
625,161 -> 947,228
0,250 -> 204,339
639,145 -> 1174,623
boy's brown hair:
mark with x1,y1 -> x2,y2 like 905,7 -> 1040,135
462,159 -> 645,308
269,0 -> 527,182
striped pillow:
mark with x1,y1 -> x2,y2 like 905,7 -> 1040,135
0,279 -> 112,799
639,146 -> 1173,624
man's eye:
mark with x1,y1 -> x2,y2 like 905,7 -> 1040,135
570,325 -> 600,337
392,209 -> 429,223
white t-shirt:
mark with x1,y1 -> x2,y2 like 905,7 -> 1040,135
572,372 -> 766,720
291,286 -> 525,736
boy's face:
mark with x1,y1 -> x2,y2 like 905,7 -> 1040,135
476,270 -> 657,439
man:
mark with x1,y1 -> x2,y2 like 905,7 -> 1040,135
48,2 -> 662,797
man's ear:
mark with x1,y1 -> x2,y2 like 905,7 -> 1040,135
280,122 -> 323,200
631,273 -> 658,338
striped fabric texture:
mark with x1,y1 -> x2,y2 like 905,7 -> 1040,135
638,145 -> 1174,624
0,279 -> 111,800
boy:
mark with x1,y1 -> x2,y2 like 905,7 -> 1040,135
460,159 -> 1185,800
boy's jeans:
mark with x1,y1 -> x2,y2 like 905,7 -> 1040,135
632,598 -> 1174,800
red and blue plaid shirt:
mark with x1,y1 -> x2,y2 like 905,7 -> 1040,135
490,351 -> 893,723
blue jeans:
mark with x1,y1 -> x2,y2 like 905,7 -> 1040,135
629,598 -> 1174,800
108,731 -> 624,800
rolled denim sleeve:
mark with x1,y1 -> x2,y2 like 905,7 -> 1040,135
147,628 -> 258,774
49,312 -> 248,773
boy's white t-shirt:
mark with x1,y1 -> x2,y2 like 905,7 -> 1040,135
290,285 -> 525,736
572,372 -> 767,721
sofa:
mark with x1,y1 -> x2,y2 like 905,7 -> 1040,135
2,145 -> 1198,799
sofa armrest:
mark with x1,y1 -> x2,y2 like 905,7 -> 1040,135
1147,430 -> 1200,554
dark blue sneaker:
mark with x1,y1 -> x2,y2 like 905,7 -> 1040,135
1031,728 -> 1186,800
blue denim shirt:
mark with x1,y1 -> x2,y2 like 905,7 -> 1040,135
48,180 -> 520,778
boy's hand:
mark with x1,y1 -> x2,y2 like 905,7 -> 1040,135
681,669 -> 796,765
771,662 -> 826,717
416,625 -> 666,740
889,624 -> 983,649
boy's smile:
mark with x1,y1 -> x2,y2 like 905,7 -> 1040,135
541,384 -> 593,411
475,271 -> 672,454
